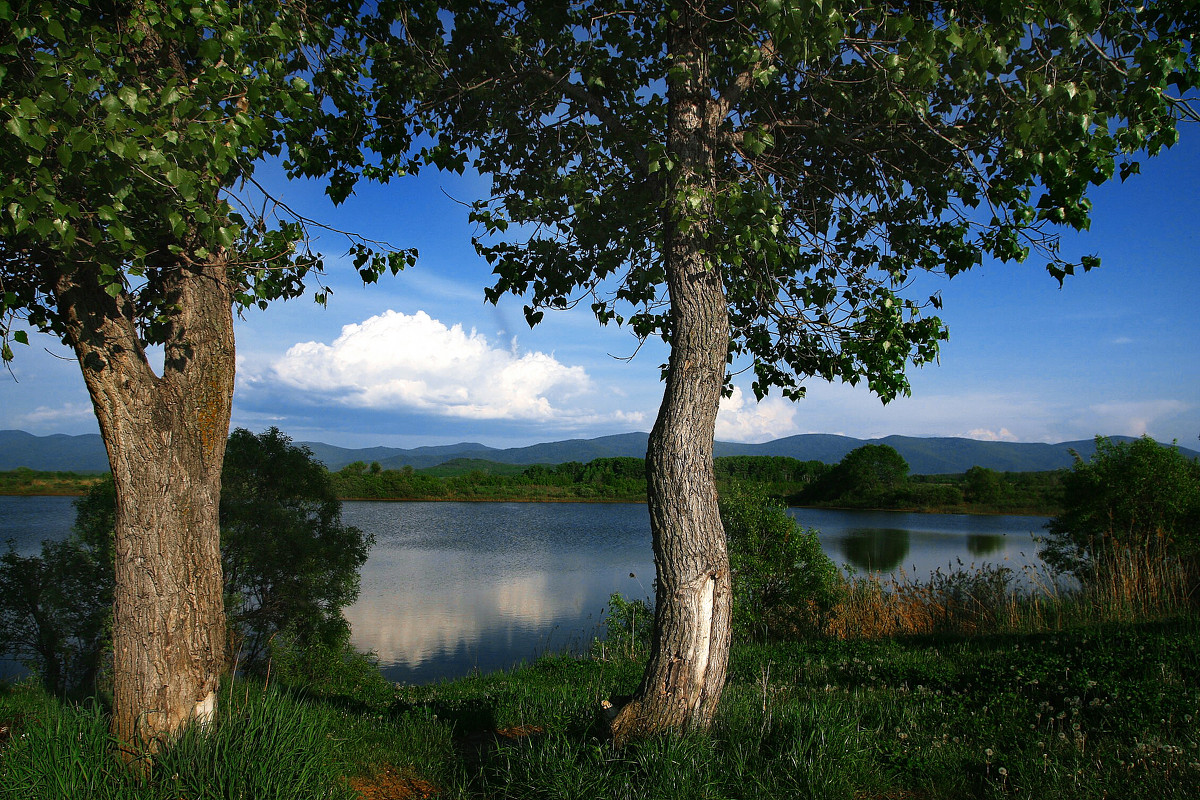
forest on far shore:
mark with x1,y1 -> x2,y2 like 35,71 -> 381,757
0,446 -> 1065,515
319,445 -> 1065,514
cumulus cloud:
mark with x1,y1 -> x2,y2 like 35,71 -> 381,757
257,310 -> 631,425
716,386 -> 801,443
965,427 -> 1019,442
15,402 -> 96,432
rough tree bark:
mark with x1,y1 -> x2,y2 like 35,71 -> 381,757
610,6 -> 734,741
56,257 -> 233,751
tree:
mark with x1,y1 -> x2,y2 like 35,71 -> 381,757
825,444 -> 910,503
963,465 -> 1006,506
417,0 -> 1199,739
1,428 -> 372,695
0,476 -> 116,696
0,2 -> 425,748
0,538 -> 112,697
221,428 -> 372,669
1040,436 -> 1200,584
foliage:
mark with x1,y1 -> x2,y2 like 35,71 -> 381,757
0,428 -> 372,692
0,0 -> 422,361
720,484 -> 840,641
594,592 -> 655,662
1041,436 -> 1200,586
221,427 -> 373,668
422,0 -> 1200,402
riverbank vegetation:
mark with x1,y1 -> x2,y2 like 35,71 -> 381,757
0,468 -> 105,496
2,614 -> 1198,799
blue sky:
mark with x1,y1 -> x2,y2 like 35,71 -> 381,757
3,132 -> 1198,450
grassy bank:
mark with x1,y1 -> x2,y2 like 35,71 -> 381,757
0,468 -> 105,496
3,595 -> 1197,798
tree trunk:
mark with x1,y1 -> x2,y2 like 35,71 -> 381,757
610,5 -> 733,742
57,258 -> 233,753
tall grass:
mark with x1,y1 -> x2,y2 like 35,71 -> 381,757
815,544 -> 1197,641
0,678 -> 359,800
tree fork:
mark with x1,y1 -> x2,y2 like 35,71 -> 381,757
60,258 -> 233,752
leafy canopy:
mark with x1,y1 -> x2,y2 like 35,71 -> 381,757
0,0 -> 428,361
427,0 -> 1198,401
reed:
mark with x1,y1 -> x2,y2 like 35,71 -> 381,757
818,541 -> 1196,641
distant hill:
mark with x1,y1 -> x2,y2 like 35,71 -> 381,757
290,431 -> 1200,474
4,428 -> 1197,476
0,430 -> 110,472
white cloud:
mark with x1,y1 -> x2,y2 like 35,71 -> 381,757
257,310 -> 624,425
14,402 -> 96,432
965,427 -> 1019,442
1077,400 -> 1192,440
716,386 -> 801,443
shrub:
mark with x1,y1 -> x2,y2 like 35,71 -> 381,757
720,484 -> 840,641
594,591 -> 654,661
1040,436 -> 1200,595
265,625 -> 394,706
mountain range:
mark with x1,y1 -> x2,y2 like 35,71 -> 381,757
3,429 -> 1197,476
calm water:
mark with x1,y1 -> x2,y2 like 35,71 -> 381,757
0,495 -> 1050,684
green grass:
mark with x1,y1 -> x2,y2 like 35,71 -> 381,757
0,678 -> 362,799
6,616 -> 1196,799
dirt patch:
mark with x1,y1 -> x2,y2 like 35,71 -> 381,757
350,765 -> 440,800
494,724 -> 544,740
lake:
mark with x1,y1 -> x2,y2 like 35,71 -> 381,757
0,496 -> 1050,684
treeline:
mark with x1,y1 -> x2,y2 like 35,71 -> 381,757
2,450 -> 1063,513
328,455 -> 829,502
326,449 -> 1063,514
792,444 -> 1064,514
329,456 -> 652,501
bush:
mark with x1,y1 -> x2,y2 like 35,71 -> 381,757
594,591 -> 654,661
0,427 -> 374,694
266,625 -> 393,705
1040,436 -> 1200,592
720,484 -> 840,641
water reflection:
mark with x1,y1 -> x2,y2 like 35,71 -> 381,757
838,528 -> 911,572
0,496 -> 1053,685
966,534 -> 1006,556
340,501 -> 655,684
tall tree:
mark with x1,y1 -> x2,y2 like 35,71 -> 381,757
0,1 -> 425,750
420,0 -> 1199,739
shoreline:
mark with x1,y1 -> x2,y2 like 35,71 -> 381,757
3,490 -> 1054,518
